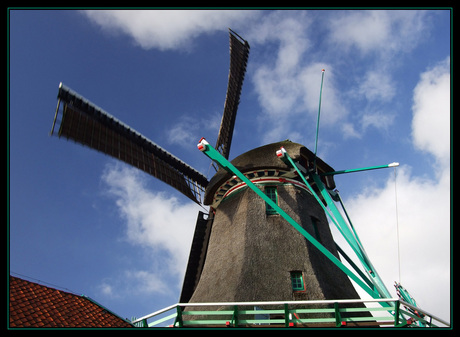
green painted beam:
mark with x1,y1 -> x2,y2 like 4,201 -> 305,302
311,173 -> 392,300
277,146 -> 392,300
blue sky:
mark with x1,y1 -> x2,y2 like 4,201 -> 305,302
9,9 -> 451,323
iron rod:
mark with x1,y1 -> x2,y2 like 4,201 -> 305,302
320,163 -> 399,176
313,69 -> 325,165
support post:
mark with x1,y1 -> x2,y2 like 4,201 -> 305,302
284,303 -> 290,327
232,305 -> 238,327
394,300 -> 400,327
174,306 -> 183,328
334,302 -> 342,327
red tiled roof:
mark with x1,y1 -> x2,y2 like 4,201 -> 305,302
9,276 -> 133,328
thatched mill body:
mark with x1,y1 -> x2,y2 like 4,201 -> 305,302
181,141 -> 362,304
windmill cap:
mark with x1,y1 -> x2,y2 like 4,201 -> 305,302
203,140 -> 335,206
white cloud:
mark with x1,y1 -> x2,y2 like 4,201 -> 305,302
82,10 -> 257,51
248,10 -> 428,144
341,57 -> 450,322
329,10 -> 391,55
343,164 -> 450,322
341,122 -> 361,140
248,11 -> 311,72
125,270 -> 170,295
325,10 -> 431,141
99,282 -> 116,297
299,65 -> 348,125
328,10 -> 429,58
253,62 -> 348,144
341,70 -> 397,138
412,57 -> 451,166
247,12 -> 348,144
100,162 -> 202,295
98,270 -> 171,298
358,70 -> 396,102
249,11 -> 312,120
166,112 -> 221,149
361,110 -> 395,132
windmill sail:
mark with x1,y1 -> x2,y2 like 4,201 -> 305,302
214,29 -> 250,162
51,83 -> 208,204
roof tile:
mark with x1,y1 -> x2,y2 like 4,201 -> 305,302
9,276 -> 133,328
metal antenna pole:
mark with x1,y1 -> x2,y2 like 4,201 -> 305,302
313,69 -> 325,169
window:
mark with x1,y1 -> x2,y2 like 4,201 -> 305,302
311,217 -> 322,243
290,271 -> 304,291
264,186 -> 278,215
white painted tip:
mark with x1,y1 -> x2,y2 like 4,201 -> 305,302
388,162 -> 400,167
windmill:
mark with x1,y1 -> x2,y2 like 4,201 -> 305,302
50,30 -> 439,327
50,28 -> 251,297
50,29 -> 249,207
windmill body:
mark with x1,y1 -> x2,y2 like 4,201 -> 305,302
182,141 -> 362,306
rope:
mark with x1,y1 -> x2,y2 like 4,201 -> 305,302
394,167 -> 402,283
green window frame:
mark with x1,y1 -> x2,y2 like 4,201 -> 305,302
264,186 -> 278,215
290,271 -> 304,291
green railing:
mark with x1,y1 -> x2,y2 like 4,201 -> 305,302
131,298 -> 450,328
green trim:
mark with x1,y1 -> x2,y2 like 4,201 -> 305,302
334,302 -> 342,327
135,298 -> 448,328
284,303 -> 290,327
264,186 -> 278,215
290,271 -> 304,291
174,306 -> 183,327
149,313 -> 176,327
